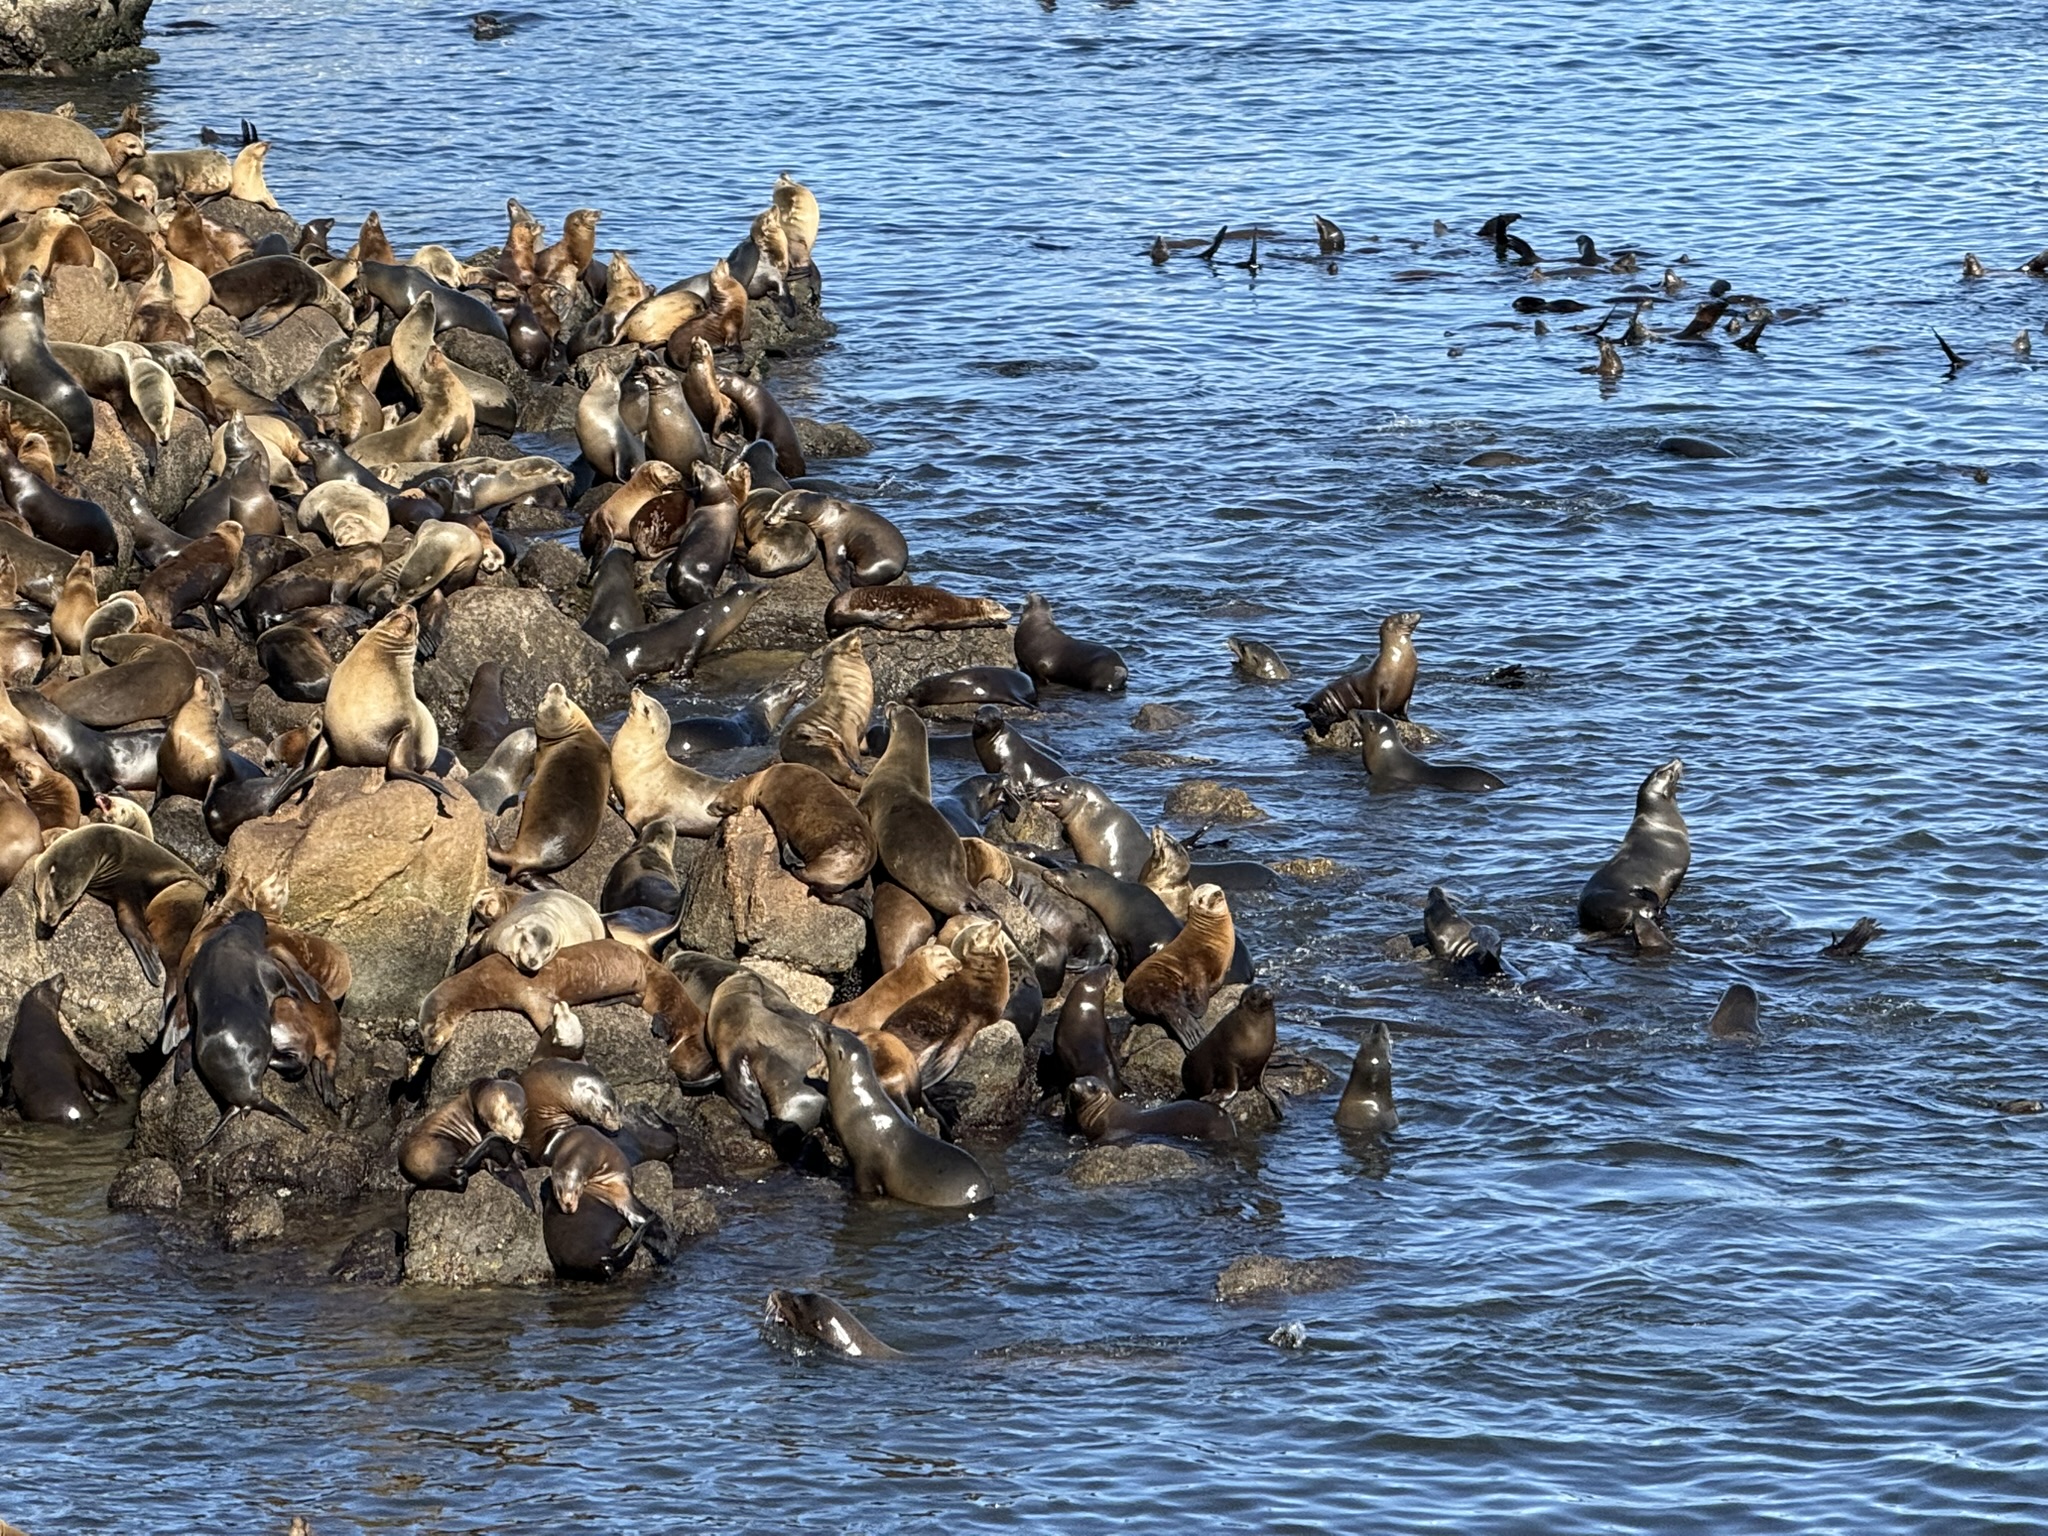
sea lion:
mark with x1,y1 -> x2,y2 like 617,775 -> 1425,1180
575,363 -> 643,484
461,726 -> 535,817
1014,593 -> 1126,692
1036,860 -> 1179,975
138,521 -> 243,625
1820,917 -> 1881,959
490,683 -> 610,878
1122,884 -> 1235,1048
273,604 -> 452,812
823,1027 -> 991,1208
1,976 -> 115,1125
582,461 -> 680,553
0,110 -> 117,176
8,687 -> 158,794
663,462 -> 739,609
1181,983 -> 1275,1099
206,255 -> 352,335
640,364 -> 712,472
546,1123 -> 655,1235
856,704 -> 979,917
704,969 -> 827,1138
663,257 -> 748,359
824,584 -> 1010,635
605,581 -> 764,680
666,674 -> 805,755
1049,963 -> 1118,1093
1706,982 -> 1762,1045
1065,1077 -> 1233,1143
457,660 -> 513,756
47,551 -> 95,653
517,1056 -> 622,1162
398,1075 -> 529,1202
774,174 -> 821,264
182,910 -> 310,1142
299,479 -> 392,547
0,438 -> 115,559
601,817 -> 681,914
1421,885 -> 1503,976
347,349 -> 473,471
1576,758 -> 1688,950
763,1290 -> 903,1360
177,412 -> 281,537
476,888 -> 607,974
43,633 -> 198,729
971,705 -> 1066,788
718,372 -> 806,478
908,666 -> 1037,710
1298,611 -> 1420,728
157,672 -> 249,800
826,941 -> 960,1035
710,763 -> 875,898
778,631 -> 871,772
1227,636 -> 1291,681
608,690 -> 723,836
1333,1020 -> 1396,1137
1034,775 -> 1149,879
881,919 -> 1009,1087
579,546 -> 644,646
377,517 -> 502,608
865,881 -> 937,974
0,268 -> 94,454
1356,710 -> 1503,791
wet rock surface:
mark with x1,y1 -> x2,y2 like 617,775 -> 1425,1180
1213,1255 -> 1363,1302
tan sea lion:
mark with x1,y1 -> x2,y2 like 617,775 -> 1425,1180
1123,884 -> 1236,1049
607,689 -> 723,836
490,683 -> 610,879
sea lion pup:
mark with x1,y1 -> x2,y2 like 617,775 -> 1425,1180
1181,982 -> 1276,1102
490,684 -> 611,879
710,763 -> 876,898
1227,636 -> 1291,682
856,704 -> 980,917
825,584 -> 1011,636
1576,758 -> 1689,952
763,1290 -> 904,1361
1420,885 -> 1503,976
1034,775 -> 1149,880
88,790 -> 152,839
29,824 -> 202,983
475,888 -> 607,974
398,1075 -> 531,1203
183,910 -> 311,1144
462,726 -> 536,817
1049,964 -> 1118,1093
1014,593 -> 1128,692
825,942 -> 961,1034
705,969 -> 828,1139
778,630 -> 873,774
970,705 -> 1065,789
271,604 -> 455,814
1123,884 -> 1236,1049
1333,1020 -> 1396,1137
764,493 -> 906,591
824,1026 -> 991,1207
12,749 -> 80,833
601,817 -> 682,914
881,919 -> 1010,1087
1355,710 -> 1504,792
2,976 -> 115,1125
607,690 -> 722,836
1064,1076 -> 1234,1143
1706,983 -> 1762,1045
517,1056 -> 622,1163
1297,610 -> 1421,729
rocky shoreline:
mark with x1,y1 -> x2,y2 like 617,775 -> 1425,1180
0,105 -> 1344,1290
0,0 -> 153,75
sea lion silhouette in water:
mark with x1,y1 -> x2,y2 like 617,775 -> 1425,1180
763,1290 -> 904,1360
1705,983 -> 1762,1045
1333,1020 -> 1396,1138
1420,885 -> 1503,977
1577,758 -> 1689,953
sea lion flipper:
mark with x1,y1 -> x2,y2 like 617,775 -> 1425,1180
254,1096 -> 309,1135
308,1058 -> 337,1112
639,1212 -> 680,1266
492,1163 -> 537,1211
726,1054 -> 770,1132
111,901 -> 165,986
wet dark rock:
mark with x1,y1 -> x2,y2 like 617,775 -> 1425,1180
1303,716 -> 1441,753
223,306 -> 346,400
792,418 -> 873,459
0,886 -> 160,1079
501,493 -> 577,533
107,1157 -> 182,1213
1271,857 -> 1339,881
1163,779 -> 1265,823
722,560 -> 834,655
671,831 -> 737,958
220,1190 -> 287,1250
931,1021 -> 1030,1139
1264,1051 -> 1332,1100
331,1225 -> 404,1285
1118,1022 -> 1186,1101
1214,1255 -> 1363,1302
669,1091 -> 781,1184
245,685 -> 322,740
403,1170 -> 551,1288
513,537 -> 582,597
150,794 -> 221,878
1069,1143 -> 1201,1187
203,199 -> 299,247
417,585 -> 628,735
1133,703 -> 1194,732
0,0 -> 157,74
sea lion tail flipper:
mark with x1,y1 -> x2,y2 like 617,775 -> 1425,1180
197,1106 -> 244,1151
1162,1008 -> 1206,1052
726,1055 -> 771,1133
1628,912 -> 1675,955
1820,917 -> 1881,959
640,1212 -> 680,1266
385,757 -> 457,818
308,1058 -> 337,1112
492,1163 -> 538,1211
254,1095 -> 310,1135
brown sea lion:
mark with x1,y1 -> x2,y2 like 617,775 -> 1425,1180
30,823 -> 203,983
607,689 -> 723,836
1577,758 -> 1688,951
489,683 -> 610,879
346,348 -> 474,470
869,880 -> 937,973
767,492 -> 906,591
272,604 -> 452,812
825,942 -> 961,1035
1123,884 -> 1236,1049
855,704 -> 979,917
1181,982 -> 1275,1099
778,631 -> 872,779
517,1056 -> 621,1162
718,372 -> 806,479
398,1075 -> 530,1201
1298,610 -> 1420,728
43,633 -> 197,729
710,763 -> 875,898
882,919 -> 1009,1087
825,584 -> 1010,635
458,660 -> 513,756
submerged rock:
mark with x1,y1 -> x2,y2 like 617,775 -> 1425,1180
1214,1255 -> 1363,1302
1068,1143 -> 1202,1188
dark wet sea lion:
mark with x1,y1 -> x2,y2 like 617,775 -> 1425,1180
825,584 -> 1010,635
206,255 -> 351,334
1014,593 -> 1127,692
1181,982 -> 1275,1099
768,492 -> 906,590
1577,758 -> 1688,949
718,372 -> 806,478
183,910 -> 310,1142
1049,963 -> 1118,1093
1035,775 -> 1150,879
458,660 -> 513,756
1227,636 -> 1290,681
0,268 -> 94,454
580,545 -> 644,645
158,672 -> 246,800
398,1075 -> 529,1201
763,1290 -> 903,1360
710,762 -> 876,897
1356,710 -> 1503,792
1298,611 -> 1419,728
1820,918 -> 1880,958
1333,1020 -> 1396,1137
7,690 -> 157,795
0,438 -> 115,559
601,817 -> 682,914
1421,885 -> 1503,976
606,582 -> 764,680
934,772 -> 1011,838
2,976 -> 115,1125
908,666 -> 1037,709
1036,860 -> 1179,974
663,463 -> 740,610
667,673 -> 804,755
355,261 -> 508,342
490,683 -> 610,879
138,520 -> 244,625
969,704 -> 1065,788
856,703 -> 979,917
1065,1076 -> 1234,1143
256,621 -> 337,703
1705,982 -> 1762,1045
824,1026 -> 991,1207
640,364 -> 712,472
1123,883 -> 1236,1048
547,1123 -> 658,1231
177,414 -> 280,538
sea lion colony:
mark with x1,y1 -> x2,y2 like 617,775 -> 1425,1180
0,107 -> 1878,1294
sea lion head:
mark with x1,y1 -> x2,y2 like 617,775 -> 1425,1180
507,920 -> 560,975
1643,758 -> 1684,803
1188,884 -> 1229,921
472,1077 -> 526,1143
471,886 -> 519,926
535,682 -> 586,740
12,266 -> 48,306
1064,1076 -> 1115,1138
1383,610 -> 1421,642
566,1068 -> 621,1133
372,603 -> 420,653
544,1001 -> 584,1053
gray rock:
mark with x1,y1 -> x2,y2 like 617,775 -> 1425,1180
1118,1022 -> 1186,1102
513,537 -> 582,597
220,1190 -> 286,1250
439,328 -> 522,387
403,1170 -> 552,1288
580,1001 -> 686,1119
671,1185 -> 719,1238
203,199 -> 299,247
1068,1143 -> 1202,1188
244,684 -> 322,741
741,958 -> 831,1013
725,806 -> 864,974
41,264 -> 130,346
0,0 -> 154,74
932,1020 -> 1029,1139
331,1225 -> 403,1285
1133,703 -> 1195,732
427,1011 -> 533,1101
107,1156 -> 181,1213
150,794 -> 221,878
791,418 -> 873,460
1265,1050 -> 1333,1100
670,829 -> 736,958
141,408 -> 214,523
220,766 -> 488,1019
416,585 -> 628,736
1163,779 -> 1266,823
670,1091 -> 780,1185
516,385 -> 580,435
209,305 -> 345,400
1214,1255 -> 1363,1303
1303,717 -> 1441,753
720,560 -> 833,656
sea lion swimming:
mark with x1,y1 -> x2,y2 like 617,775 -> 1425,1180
1705,982 -> 1762,1045
1227,636 -> 1290,682
1355,710 -> 1503,792
1420,885 -> 1503,977
824,1026 -> 991,1208
1333,1020 -> 1396,1138
762,1290 -> 903,1360
1065,1076 -> 1233,1143
1577,758 -> 1689,952
1298,611 -> 1419,729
